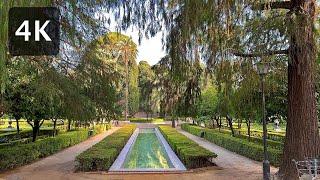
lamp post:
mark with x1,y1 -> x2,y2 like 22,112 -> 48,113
256,62 -> 270,180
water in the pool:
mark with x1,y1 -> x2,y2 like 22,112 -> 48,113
122,129 -> 174,169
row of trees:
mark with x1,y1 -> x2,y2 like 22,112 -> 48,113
103,1 -> 319,178
2,31 -> 139,142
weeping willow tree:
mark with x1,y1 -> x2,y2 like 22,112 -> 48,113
0,0 -> 111,115
104,0 -> 319,179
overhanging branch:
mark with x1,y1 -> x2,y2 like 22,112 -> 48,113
231,49 -> 289,58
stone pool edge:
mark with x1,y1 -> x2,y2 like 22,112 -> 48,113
109,127 -> 187,172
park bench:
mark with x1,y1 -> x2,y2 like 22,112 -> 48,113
293,158 -> 320,180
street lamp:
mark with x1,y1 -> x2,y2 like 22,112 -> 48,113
256,61 -> 270,180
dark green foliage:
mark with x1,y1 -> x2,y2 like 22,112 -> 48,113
158,125 -> 216,169
0,130 -> 89,171
181,124 -> 282,166
129,118 -> 164,123
75,124 -> 136,171
0,129 -> 59,143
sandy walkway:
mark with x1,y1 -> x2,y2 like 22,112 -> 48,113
0,124 -> 279,180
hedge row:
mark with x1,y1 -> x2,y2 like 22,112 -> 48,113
0,130 -> 90,171
206,127 -> 284,150
158,125 -> 217,169
0,129 -> 59,143
75,124 -> 136,171
181,124 -> 282,166
217,127 -> 285,142
93,123 -> 112,135
129,118 -> 164,123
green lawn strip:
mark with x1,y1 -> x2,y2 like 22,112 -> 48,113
181,124 -> 282,166
129,118 -> 164,123
158,125 -> 217,169
75,124 -> 136,171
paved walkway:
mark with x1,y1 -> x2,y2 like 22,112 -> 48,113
1,127 -> 120,180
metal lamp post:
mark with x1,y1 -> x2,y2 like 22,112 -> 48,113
256,62 -> 270,180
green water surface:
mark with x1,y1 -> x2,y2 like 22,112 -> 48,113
123,129 -> 173,169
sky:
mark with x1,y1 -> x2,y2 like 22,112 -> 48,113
120,29 -> 166,66
105,12 -> 166,66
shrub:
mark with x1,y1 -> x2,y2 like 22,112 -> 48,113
129,118 -> 164,123
75,124 -> 136,171
0,135 -> 49,149
0,129 -> 59,143
0,130 -> 90,171
181,124 -> 282,166
218,127 -> 285,142
93,123 -> 112,135
158,125 -> 217,169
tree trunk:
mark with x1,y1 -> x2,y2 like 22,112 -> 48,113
68,119 -> 71,131
32,120 -> 40,142
226,115 -> 235,136
16,118 -> 20,134
172,118 -> 176,128
279,1 -> 320,179
218,116 -> 222,131
238,118 -> 242,129
53,119 -> 57,136
246,119 -> 251,139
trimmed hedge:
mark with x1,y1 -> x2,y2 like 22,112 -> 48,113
181,124 -> 282,166
93,123 -> 112,135
0,130 -> 90,171
0,129 -> 59,143
158,125 -> 217,169
75,124 -> 136,171
129,118 -> 164,123
206,127 -> 284,150
217,127 -> 285,142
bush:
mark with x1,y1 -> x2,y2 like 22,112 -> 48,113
93,123 -> 112,135
129,118 -> 164,123
158,125 -> 217,169
0,129 -> 59,143
205,127 -> 284,150
75,124 -> 136,171
181,124 -> 282,166
0,135 -> 49,149
0,130 -> 90,171
218,127 -> 285,142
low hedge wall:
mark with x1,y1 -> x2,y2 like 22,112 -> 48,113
181,124 -> 282,166
208,127 -> 283,150
217,127 -> 285,142
75,124 -> 136,171
93,123 -> 112,135
129,118 -> 164,123
0,130 -> 90,171
0,129 -> 59,143
158,125 -> 217,169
